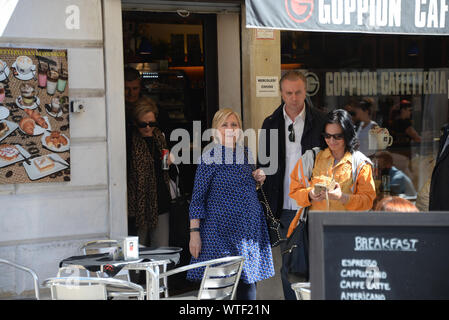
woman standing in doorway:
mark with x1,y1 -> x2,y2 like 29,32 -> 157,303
188,108 -> 274,300
127,96 -> 173,247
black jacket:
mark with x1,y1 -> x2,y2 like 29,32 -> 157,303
429,124 -> 449,211
258,99 -> 325,218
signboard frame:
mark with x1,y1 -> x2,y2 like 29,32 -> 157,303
246,0 -> 449,36
309,211 -> 449,300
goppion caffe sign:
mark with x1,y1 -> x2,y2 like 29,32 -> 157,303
246,0 -> 449,35
296,69 -> 448,97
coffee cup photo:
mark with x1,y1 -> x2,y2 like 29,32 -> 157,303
15,56 -> 34,74
369,127 -> 393,150
377,132 -> 393,149
50,97 -> 62,114
46,69 -> 59,95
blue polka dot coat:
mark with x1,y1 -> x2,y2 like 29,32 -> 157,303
187,144 -> 275,284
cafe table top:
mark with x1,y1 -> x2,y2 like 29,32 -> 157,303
59,246 -> 181,277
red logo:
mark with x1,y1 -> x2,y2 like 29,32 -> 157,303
285,0 -> 314,23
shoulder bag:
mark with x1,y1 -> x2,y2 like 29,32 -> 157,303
280,206 -> 309,281
243,148 -> 285,247
259,184 -> 286,247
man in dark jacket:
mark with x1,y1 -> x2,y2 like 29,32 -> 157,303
429,124 -> 449,211
259,70 -> 325,300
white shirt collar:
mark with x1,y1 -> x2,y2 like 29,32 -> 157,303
283,103 -> 306,124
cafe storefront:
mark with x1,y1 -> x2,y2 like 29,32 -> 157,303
245,0 -> 449,300
1,0 -> 448,298
246,0 -> 449,208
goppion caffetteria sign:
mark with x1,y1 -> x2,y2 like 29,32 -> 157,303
246,0 -> 449,36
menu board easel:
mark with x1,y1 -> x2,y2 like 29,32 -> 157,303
310,211 -> 449,300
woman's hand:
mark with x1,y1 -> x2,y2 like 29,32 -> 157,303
252,169 -> 266,184
309,187 -> 326,202
189,232 -> 202,259
167,152 -> 175,166
327,182 -> 343,201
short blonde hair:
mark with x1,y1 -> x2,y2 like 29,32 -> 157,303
211,108 -> 242,130
280,70 -> 307,91
132,96 -> 158,122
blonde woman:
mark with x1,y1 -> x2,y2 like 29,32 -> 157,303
188,108 -> 274,300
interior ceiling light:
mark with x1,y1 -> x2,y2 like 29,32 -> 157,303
177,9 -> 190,18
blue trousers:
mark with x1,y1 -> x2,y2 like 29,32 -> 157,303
236,280 -> 257,300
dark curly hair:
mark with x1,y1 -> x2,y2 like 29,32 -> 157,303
319,109 -> 359,153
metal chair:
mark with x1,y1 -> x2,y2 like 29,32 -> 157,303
42,276 -> 145,300
291,282 -> 311,300
57,265 -> 91,278
0,258 -> 40,300
159,256 -> 244,300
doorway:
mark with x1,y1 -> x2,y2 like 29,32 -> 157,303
122,9 -> 219,295
122,11 -> 218,190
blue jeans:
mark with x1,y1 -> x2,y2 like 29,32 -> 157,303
280,209 -> 298,300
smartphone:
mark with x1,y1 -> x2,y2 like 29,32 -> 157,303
314,183 -> 327,194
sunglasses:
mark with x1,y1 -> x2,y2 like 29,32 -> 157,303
322,132 -> 345,140
288,123 -> 295,142
137,121 -> 158,128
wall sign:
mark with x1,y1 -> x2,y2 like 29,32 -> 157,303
310,211 -> 449,300
0,47 -> 70,184
256,76 -> 279,97
284,68 -> 449,97
255,28 -> 275,39
246,0 -> 449,36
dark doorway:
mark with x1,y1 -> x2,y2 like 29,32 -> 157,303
122,10 -> 219,294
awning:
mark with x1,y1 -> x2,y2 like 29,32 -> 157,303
122,0 -> 241,13
246,0 -> 449,36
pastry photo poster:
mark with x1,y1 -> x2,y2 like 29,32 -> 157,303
0,47 -> 70,184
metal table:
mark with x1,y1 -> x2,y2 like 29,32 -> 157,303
60,247 -> 181,300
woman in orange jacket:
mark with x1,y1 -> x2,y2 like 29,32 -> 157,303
289,109 -> 376,219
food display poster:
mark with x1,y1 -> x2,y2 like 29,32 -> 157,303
0,47 -> 70,184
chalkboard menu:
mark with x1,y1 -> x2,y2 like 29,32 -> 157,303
309,211 -> 449,300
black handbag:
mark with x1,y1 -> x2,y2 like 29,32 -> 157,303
280,206 -> 310,281
243,148 -> 285,247
258,185 -> 286,247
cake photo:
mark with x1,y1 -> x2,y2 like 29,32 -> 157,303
0,144 -> 19,161
33,156 -> 55,172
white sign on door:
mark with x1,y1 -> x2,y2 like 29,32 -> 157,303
256,76 -> 279,97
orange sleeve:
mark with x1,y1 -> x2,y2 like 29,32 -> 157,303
289,159 -> 312,208
344,164 -> 376,211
